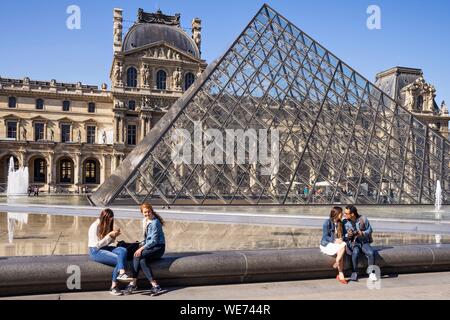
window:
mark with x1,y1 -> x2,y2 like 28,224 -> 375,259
63,100 -> 71,111
36,99 -> 44,110
84,160 -> 98,184
184,73 -> 195,91
7,121 -> 17,139
60,160 -> 73,183
33,159 -> 46,183
127,124 -> 137,145
417,95 -> 424,111
88,102 -> 96,113
128,100 -> 136,111
86,125 -> 96,144
34,123 -> 45,141
8,97 -> 17,108
61,124 -> 71,143
156,70 -> 167,90
127,67 -> 138,87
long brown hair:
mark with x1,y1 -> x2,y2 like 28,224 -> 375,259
140,202 -> 165,226
330,206 -> 343,239
98,208 -> 114,239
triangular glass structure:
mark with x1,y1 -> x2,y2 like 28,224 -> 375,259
90,4 -> 450,206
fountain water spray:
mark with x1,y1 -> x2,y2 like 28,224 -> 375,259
6,157 -> 29,196
435,180 -> 442,212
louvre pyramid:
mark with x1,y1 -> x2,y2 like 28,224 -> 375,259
90,4 -> 450,206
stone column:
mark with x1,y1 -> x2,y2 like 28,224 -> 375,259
120,118 -> 125,144
140,116 -> 146,141
147,114 -> 152,134
114,114 -> 124,144
17,121 -> 22,142
48,153 -> 54,193
74,153 -> 82,193
101,154 -> 107,184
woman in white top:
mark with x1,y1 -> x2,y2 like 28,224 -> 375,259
320,206 -> 348,284
88,208 -> 132,295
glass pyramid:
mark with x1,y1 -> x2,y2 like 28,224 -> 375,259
90,4 -> 450,206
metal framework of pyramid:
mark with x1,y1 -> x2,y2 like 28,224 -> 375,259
90,4 -> 450,206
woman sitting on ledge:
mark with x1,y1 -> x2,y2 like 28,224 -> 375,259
124,202 -> 166,296
88,208 -> 133,296
320,206 -> 348,284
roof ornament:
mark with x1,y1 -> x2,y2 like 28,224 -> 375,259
137,8 -> 180,26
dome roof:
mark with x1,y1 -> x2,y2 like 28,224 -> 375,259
123,23 -> 200,58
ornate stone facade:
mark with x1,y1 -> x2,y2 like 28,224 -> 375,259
376,67 -> 450,138
0,8 -> 207,194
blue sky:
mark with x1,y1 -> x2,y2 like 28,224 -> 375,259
0,0 -> 449,104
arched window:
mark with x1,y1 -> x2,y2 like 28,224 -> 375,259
33,158 -> 46,183
36,99 -> 44,110
417,95 -> 424,111
88,102 -> 96,113
84,159 -> 99,184
59,159 -> 73,183
156,70 -> 167,90
128,100 -> 136,111
8,97 -> 17,108
184,73 -> 195,91
127,67 -> 138,87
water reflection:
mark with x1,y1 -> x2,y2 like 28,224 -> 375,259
0,211 -> 449,257
7,212 -> 28,244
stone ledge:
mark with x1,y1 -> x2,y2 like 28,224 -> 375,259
1,244 -> 449,297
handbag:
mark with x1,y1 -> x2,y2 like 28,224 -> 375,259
117,240 -> 141,260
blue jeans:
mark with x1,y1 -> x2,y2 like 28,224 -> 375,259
89,246 -> 127,282
351,243 -> 375,273
132,245 -> 165,282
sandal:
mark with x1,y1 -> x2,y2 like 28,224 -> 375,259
336,275 -> 348,284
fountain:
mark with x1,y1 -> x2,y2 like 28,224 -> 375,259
435,180 -> 443,212
5,157 -> 29,243
6,157 -> 28,196
435,180 -> 443,246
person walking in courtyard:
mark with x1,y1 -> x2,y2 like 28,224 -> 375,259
88,208 -> 133,295
320,206 -> 347,284
344,205 -> 377,282
124,202 -> 166,296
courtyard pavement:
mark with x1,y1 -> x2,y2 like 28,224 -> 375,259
3,271 -> 450,300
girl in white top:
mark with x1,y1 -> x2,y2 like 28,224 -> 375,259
88,208 -> 132,296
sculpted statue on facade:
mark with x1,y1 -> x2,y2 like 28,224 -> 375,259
142,96 -> 151,109
102,131 -> 107,144
114,61 -> 123,86
114,21 -> 122,45
22,127 -> 27,141
173,67 -> 182,90
141,64 -> 151,87
192,18 -> 202,54
167,48 -> 173,60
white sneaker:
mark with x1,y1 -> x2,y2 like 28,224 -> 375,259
110,287 -> 123,296
369,272 -> 378,282
117,273 -> 133,282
